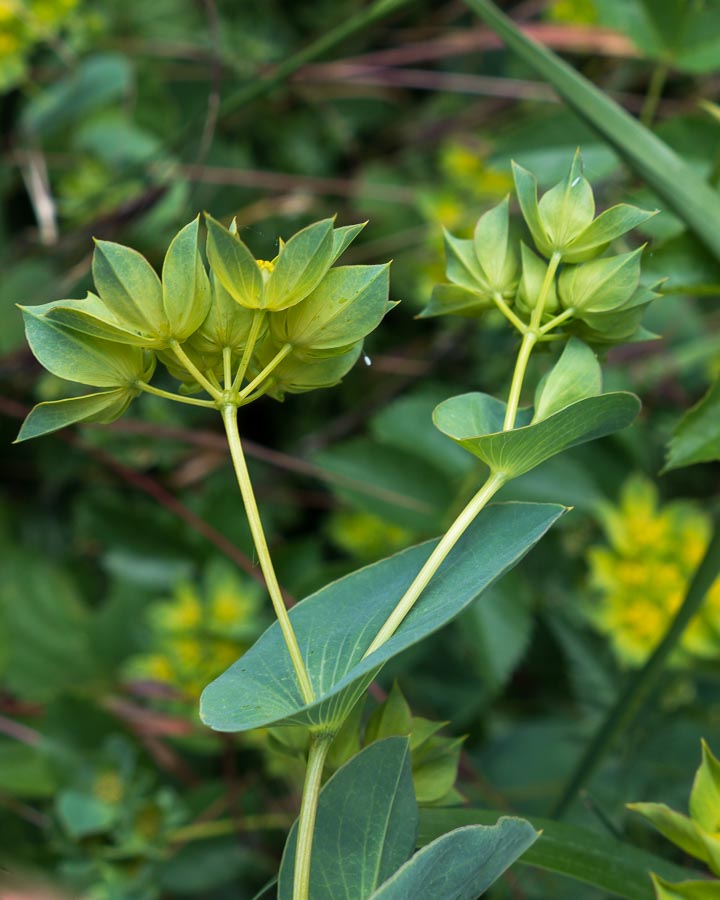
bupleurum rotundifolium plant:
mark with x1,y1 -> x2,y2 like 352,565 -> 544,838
18,152 -> 662,900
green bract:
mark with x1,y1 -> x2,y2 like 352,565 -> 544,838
205,215 -> 365,312
16,310 -> 155,441
16,215 -> 393,439
270,264 -> 395,357
419,197 -> 518,318
513,151 -> 655,262
629,740 -> 720,893
39,217 -> 211,348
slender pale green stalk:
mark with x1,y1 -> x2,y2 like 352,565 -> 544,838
493,291 -> 527,333
551,516 -> 720,819
502,332 -> 537,431
238,343 -> 292,399
169,340 -> 224,401
136,382 -> 216,408
503,251 -> 561,431
232,310 -> 266,392
539,306 -> 574,335
223,346 -> 233,392
293,734 -> 333,900
363,470 -> 507,658
221,404 -> 315,704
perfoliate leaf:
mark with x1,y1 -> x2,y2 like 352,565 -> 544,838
92,239 -> 166,337
537,150 -> 595,253
512,161 -> 546,252
433,391 -> 639,478
36,293 -> 157,347
199,502 -> 563,732
533,338 -> 601,422
257,340 -> 363,399
278,739 -> 418,900
570,282 -> 659,344
369,819 -> 538,899
162,216 -> 211,340
559,249 -> 643,314
205,214 -> 263,309
473,196 -> 518,294
264,218 -> 335,310
21,308 -> 152,387
443,229 -> 490,294
566,204 -> 657,261
16,390 -> 135,442
270,264 -> 394,355
331,222 -> 367,264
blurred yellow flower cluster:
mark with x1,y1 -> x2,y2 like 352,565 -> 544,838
586,475 -> 720,666
0,0 -> 80,88
125,560 -> 264,700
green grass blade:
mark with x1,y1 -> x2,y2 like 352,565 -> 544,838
462,0 -> 720,261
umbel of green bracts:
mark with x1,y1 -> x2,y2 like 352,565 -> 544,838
422,150 -> 659,346
628,740 -> 720,899
16,216 -> 395,441
266,682 -> 464,808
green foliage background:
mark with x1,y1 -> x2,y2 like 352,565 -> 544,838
1,0 -> 720,897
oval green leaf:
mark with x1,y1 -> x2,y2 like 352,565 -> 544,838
419,808 -> 696,900
278,738 -> 417,900
433,391 -> 640,478
370,819 -> 538,899
200,502 -> 564,732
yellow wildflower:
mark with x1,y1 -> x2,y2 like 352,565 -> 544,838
586,475 -> 720,666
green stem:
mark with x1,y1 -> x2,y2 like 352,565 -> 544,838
232,310 -> 266,392
551,515 -> 720,819
502,332 -> 537,431
503,251 -> 561,431
493,292 -> 527,333
539,306 -> 574,335
238,343 -> 292,399
530,252 -> 561,332
221,404 -> 315,704
362,471 -> 507,658
640,63 -> 668,128
223,346 -> 233,392
136,382 -> 216,408
293,734 -> 333,900
169,341 -> 223,401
